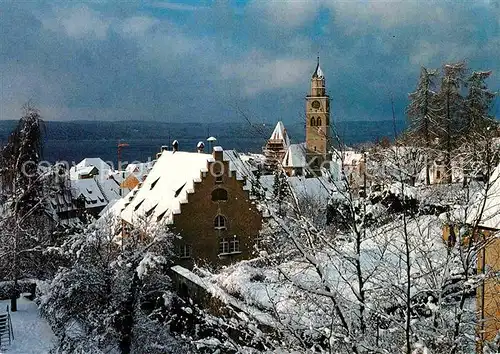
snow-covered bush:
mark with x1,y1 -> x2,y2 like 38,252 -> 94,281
38,221 -> 188,353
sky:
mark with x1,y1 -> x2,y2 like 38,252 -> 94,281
0,0 -> 499,125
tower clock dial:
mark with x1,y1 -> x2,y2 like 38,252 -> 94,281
311,100 -> 321,109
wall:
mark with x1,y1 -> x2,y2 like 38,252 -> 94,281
476,229 -> 500,350
171,158 -> 262,269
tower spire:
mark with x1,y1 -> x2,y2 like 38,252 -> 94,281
312,56 -> 324,79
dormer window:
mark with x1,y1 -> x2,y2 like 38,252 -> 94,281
211,188 -> 228,202
134,199 -> 144,211
145,204 -> 157,218
214,215 -> 227,230
150,177 -> 160,190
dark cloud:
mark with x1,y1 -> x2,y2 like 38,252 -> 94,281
0,0 -> 498,123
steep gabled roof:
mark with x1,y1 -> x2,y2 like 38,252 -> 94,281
121,150 -> 212,226
71,178 -> 108,208
76,157 -> 112,172
268,121 -> 290,147
119,148 -> 255,227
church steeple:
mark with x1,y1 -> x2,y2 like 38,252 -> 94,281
312,56 -> 324,79
305,57 -> 330,156
310,56 -> 326,97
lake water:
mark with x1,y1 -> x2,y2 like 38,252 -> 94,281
0,120 -> 406,165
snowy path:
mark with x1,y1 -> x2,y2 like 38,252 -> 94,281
0,297 -> 56,354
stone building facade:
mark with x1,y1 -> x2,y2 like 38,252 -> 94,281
171,148 -> 262,268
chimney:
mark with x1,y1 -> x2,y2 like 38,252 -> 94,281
172,140 -> 179,152
161,145 -> 168,152
213,146 -> 223,161
197,141 -> 205,153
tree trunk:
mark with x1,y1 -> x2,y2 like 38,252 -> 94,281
11,227 -> 19,312
118,271 -> 140,354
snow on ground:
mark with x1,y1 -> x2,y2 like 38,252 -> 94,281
0,297 -> 56,354
203,215 -> 449,334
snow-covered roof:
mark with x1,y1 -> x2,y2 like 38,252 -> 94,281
339,150 -> 363,166
100,188 -> 135,219
49,188 -> 74,212
71,178 -> 108,209
223,149 -> 256,185
125,161 -> 155,176
268,121 -> 290,147
288,176 -> 336,202
99,178 -> 121,201
121,150 -> 212,225
470,164 -> 500,230
120,149 -> 255,226
108,170 -> 125,184
76,166 -> 97,176
282,143 -> 307,168
70,158 -> 113,180
76,157 -> 112,173
258,174 -> 338,204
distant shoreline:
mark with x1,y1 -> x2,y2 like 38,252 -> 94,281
0,120 -> 407,163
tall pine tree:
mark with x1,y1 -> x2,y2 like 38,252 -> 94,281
0,104 -> 50,311
406,66 -> 439,184
436,62 -> 467,183
464,70 -> 497,135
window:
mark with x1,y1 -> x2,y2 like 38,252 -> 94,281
211,188 -> 228,201
219,237 -> 240,255
316,117 -> 322,126
179,244 -> 191,258
230,238 -> 239,253
214,215 -> 227,230
436,170 -> 441,179
219,238 -> 229,254
215,175 -> 223,184
310,117 -> 316,126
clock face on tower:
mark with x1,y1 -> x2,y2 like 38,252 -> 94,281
311,100 -> 321,109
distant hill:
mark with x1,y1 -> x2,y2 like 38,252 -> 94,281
0,120 -> 406,165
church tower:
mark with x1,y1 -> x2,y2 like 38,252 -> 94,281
305,57 -> 330,157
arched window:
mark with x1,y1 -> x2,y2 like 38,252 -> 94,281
316,117 -> 322,126
214,215 -> 227,230
310,117 -> 316,126
211,188 -> 228,201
